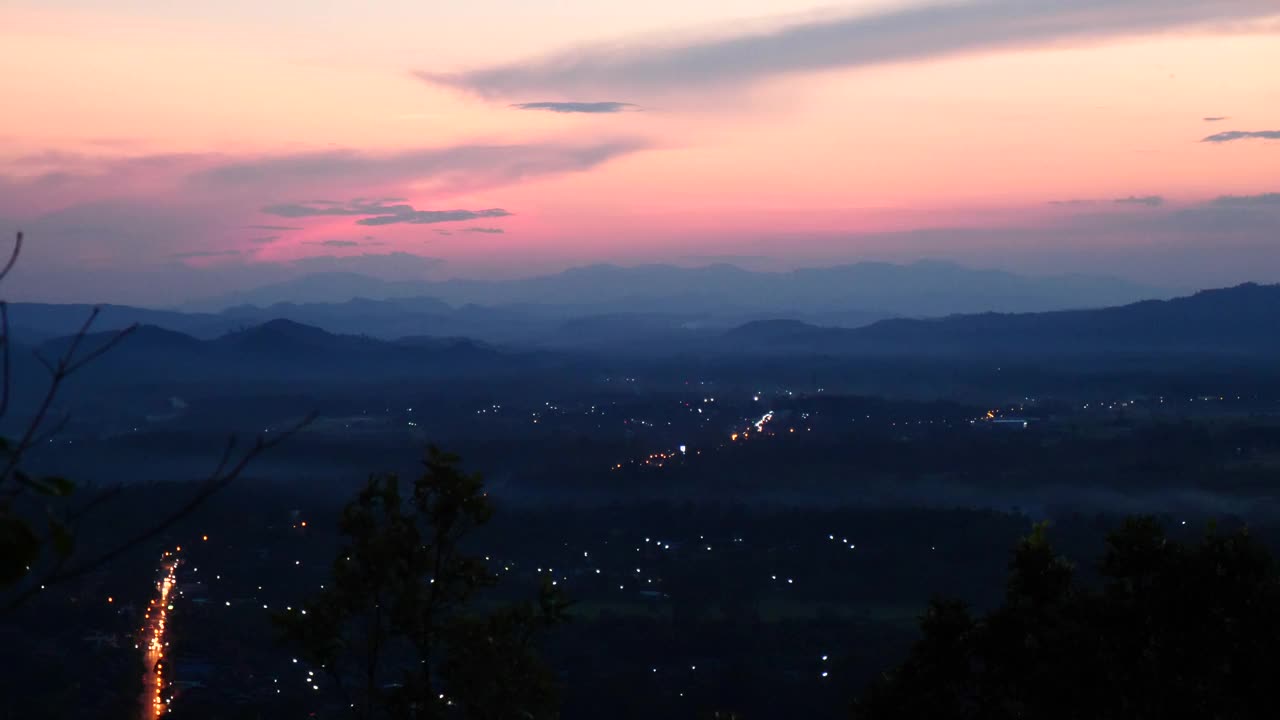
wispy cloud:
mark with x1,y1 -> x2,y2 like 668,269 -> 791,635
169,249 -> 242,260
418,0 -> 1277,98
246,224 -> 303,231
1048,199 -> 1097,207
305,239 -> 362,248
1202,116 -> 1230,122
356,209 -> 511,226
1114,195 -> 1164,207
461,227 -> 505,234
511,102 -> 639,114
1202,130 -> 1280,143
1211,192 -> 1280,207
259,200 -> 512,227
191,141 -> 647,191
262,200 -> 414,218
249,235 -> 281,245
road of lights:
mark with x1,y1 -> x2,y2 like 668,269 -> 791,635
141,552 -> 179,718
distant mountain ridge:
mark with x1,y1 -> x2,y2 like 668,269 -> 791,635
19,283 -> 1277,386
32,319 -> 528,384
723,282 -> 1280,357
180,260 -> 1169,317
16,277 -> 1270,364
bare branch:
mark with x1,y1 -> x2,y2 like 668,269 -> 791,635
63,323 -> 138,375
1,316 -> 136,487
68,485 -> 125,524
29,413 -> 72,448
61,306 -> 102,366
0,302 -> 10,420
0,231 -> 21,287
31,350 -> 54,376
0,229 -> 313,614
17,412 -> 317,599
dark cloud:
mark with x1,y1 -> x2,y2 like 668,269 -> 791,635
1051,197 -> 1165,208
1114,195 -> 1165,207
1202,116 -> 1229,122
1201,130 -> 1280,143
261,200 -> 414,218
168,249 -> 242,260
461,227 -> 505,234
355,208 -> 511,226
261,200 -> 512,227
1211,193 -> 1280,207
249,235 -> 281,244
418,0 -> 1275,98
511,102 -> 639,114
246,224 -> 303,231
304,240 -> 362,248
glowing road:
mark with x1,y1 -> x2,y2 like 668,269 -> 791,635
141,552 -> 178,718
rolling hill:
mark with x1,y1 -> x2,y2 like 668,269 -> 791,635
722,283 -> 1280,358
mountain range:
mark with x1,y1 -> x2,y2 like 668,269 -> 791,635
9,261 -> 1178,352
723,282 -> 1280,358
178,261 -> 1169,317
26,319 -> 530,385
15,283 -> 1277,383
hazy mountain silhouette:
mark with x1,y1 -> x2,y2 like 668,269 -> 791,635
182,272 -> 443,310
35,319 -> 528,384
6,303 -> 234,341
183,261 -> 1167,317
723,283 -> 1280,358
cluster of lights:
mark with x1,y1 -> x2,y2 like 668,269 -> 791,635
141,550 -> 180,717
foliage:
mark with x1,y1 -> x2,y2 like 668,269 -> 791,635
275,446 -> 567,720
852,516 -> 1280,720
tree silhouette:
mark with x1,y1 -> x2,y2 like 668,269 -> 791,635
274,446 -> 567,719
852,517 -> 1280,719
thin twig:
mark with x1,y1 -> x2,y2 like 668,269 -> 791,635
0,320 -> 137,487
61,306 -> 102,367
29,413 -> 315,594
29,413 -> 72,449
64,323 -> 138,375
0,231 -> 21,287
68,485 -> 125,524
0,302 -> 10,420
31,350 -> 54,376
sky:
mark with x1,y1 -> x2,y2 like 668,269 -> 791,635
1,0 -> 1278,304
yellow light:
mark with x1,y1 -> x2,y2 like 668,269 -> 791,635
202,535 -> 208,541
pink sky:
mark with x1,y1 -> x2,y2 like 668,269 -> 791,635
1,0 -> 1278,302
